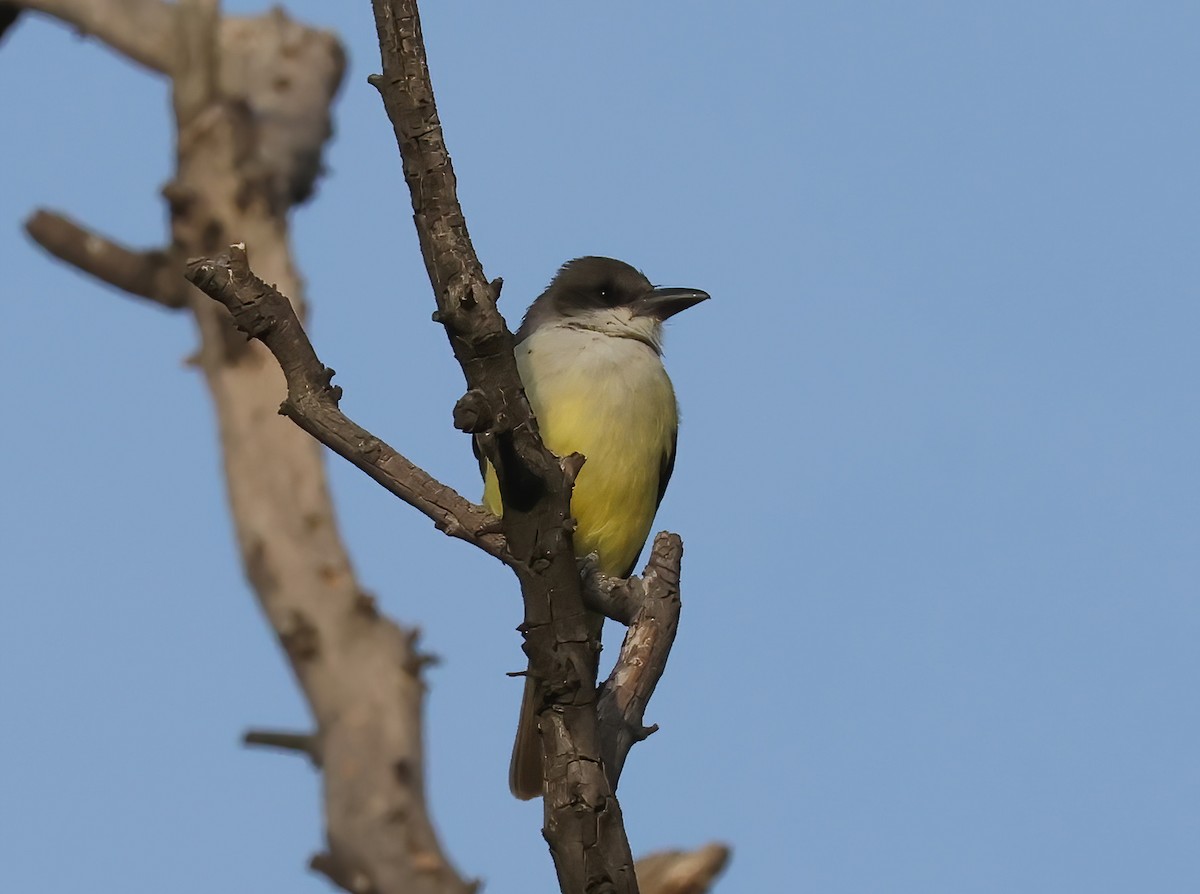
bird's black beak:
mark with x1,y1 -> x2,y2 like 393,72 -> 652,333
631,287 -> 711,320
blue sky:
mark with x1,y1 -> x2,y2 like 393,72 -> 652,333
3,2 -> 1198,892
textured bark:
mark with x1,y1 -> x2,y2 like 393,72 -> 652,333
589,534 -> 685,790
368,2 -> 645,891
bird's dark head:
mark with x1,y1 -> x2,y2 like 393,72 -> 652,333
517,256 -> 709,349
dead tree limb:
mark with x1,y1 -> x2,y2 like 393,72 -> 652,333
12,2 -> 471,893
24,210 -> 183,307
365,0 -> 645,880
14,0 -> 175,71
590,533 -> 685,790
184,245 -> 508,558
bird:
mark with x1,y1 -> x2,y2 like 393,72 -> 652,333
480,256 -> 709,799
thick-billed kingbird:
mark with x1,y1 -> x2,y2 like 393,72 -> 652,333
481,256 -> 709,799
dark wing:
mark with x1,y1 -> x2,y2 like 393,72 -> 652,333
615,432 -> 677,578
655,428 -> 678,509
472,434 -> 487,480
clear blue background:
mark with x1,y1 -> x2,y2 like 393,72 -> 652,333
3,2 -> 1198,892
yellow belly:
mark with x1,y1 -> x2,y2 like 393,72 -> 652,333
483,326 -> 677,577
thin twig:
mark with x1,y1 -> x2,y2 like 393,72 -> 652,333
183,246 -> 508,561
243,728 -> 320,764
596,533 -> 684,790
24,210 -> 183,308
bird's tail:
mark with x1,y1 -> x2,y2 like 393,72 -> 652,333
509,674 -> 543,799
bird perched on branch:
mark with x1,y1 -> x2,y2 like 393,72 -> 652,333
481,255 -> 709,799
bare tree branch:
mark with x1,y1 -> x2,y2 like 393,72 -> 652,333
368,2 -> 656,890
173,0 -> 219,127
159,3 -> 471,877
24,210 -> 183,307
243,728 -> 320,763
595,533 -> 685,790
184,245 -> 509,559
14,0 -> 175,72
636,844 -> 731,894
14,1 -> 343,207
16,4 -> 471,893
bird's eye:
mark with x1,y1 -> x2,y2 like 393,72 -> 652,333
597,284 -> 620,305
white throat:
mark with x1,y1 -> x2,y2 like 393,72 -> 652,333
556,306 -> 664,353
